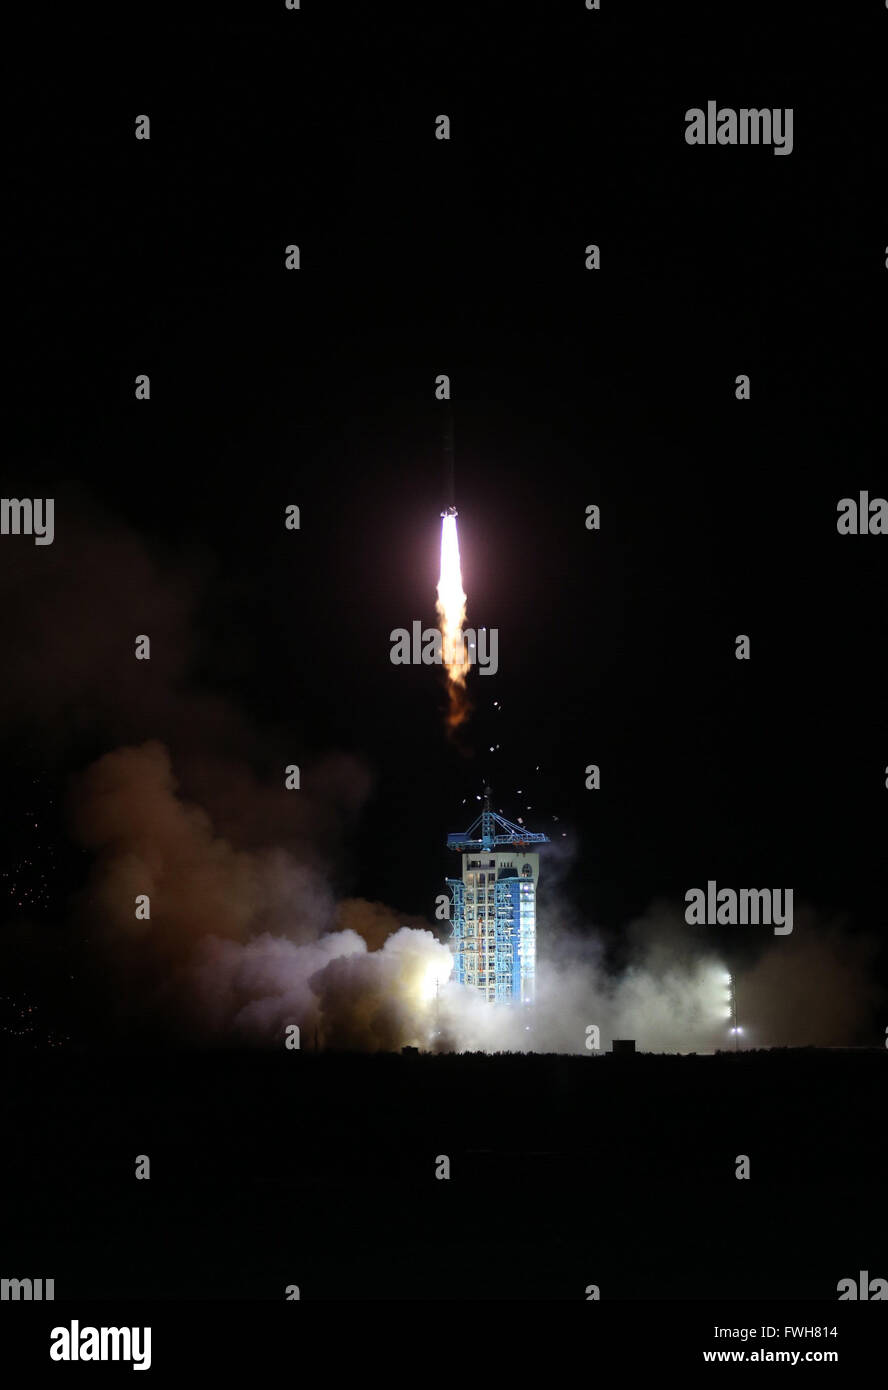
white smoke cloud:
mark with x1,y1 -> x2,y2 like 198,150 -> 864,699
70,742 -> 882,1053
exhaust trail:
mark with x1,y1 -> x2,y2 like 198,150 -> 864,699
436,510 -> 471,729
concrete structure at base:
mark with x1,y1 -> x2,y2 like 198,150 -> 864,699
445,789 -> 549,1004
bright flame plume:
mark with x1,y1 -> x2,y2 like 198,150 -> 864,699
436,513 -> 471,728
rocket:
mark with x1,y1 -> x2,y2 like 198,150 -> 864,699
441,405 -> 457,517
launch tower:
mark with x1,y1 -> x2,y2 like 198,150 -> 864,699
446,789 -> 549,1003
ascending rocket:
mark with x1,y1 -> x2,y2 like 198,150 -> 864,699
441,405 -> 457,517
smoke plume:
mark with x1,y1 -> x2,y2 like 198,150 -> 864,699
67,741 -> 883,1052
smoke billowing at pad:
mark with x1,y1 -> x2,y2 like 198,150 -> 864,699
65,741 -> 881,1053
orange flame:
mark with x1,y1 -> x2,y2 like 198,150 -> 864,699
436,513 -> 471,728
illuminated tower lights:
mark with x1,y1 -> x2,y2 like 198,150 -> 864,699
445,789 -> 549,1004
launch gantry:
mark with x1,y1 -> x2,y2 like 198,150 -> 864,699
446,789 -> 549,1003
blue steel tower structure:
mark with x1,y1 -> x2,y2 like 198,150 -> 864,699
446,789 -> 549,1004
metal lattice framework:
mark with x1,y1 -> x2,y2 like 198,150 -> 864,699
446,804 -> 549,854
446,877 -> 466,984
446,790 -> 548,1002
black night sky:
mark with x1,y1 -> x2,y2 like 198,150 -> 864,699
9,10 -> 887,972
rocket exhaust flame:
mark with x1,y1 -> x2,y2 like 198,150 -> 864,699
436,512 -> 471,728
